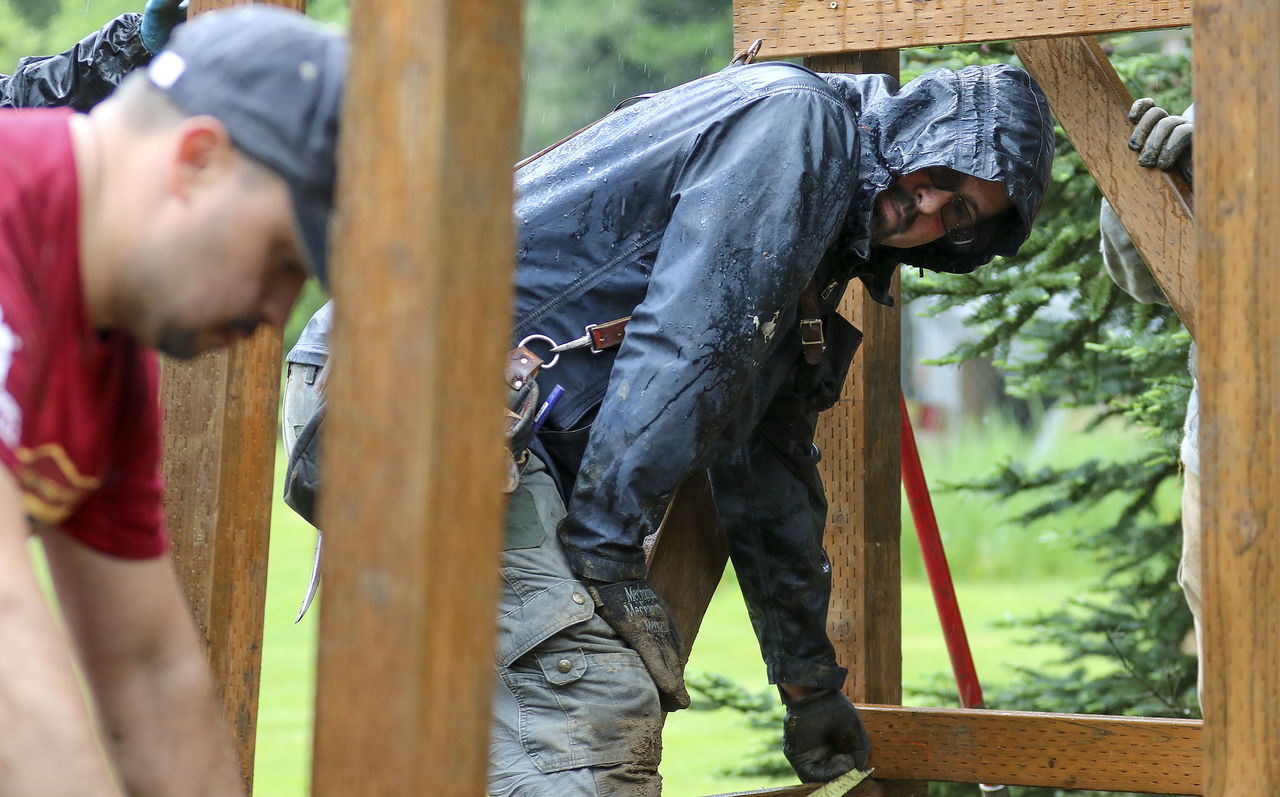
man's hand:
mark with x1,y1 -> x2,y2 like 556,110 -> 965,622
140,0 -> 188,54
1127,98 -> 1193,172
585,578 -> 691,711
782,688 -> 871,783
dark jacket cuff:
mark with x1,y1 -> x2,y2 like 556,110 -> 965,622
767,653 -> 848,692
558,537 -> 648,582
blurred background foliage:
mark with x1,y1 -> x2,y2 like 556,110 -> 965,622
4,4 -> 1195,795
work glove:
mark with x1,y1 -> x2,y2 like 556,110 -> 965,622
140,0 -> 188,54
1127,98 -> 1194,173
585,578 -> 691,712
782,688 -> 872,783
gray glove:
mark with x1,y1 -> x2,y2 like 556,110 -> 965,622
140,0 -> 188,53
585,578 -> 691,712
1128,98 -> 1193,173
782,689 -> 871,783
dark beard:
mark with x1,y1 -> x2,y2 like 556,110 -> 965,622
869,183 -> 917,244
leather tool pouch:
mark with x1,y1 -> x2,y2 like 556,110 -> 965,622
504,345 -> 545,493
284,345 -> 548,527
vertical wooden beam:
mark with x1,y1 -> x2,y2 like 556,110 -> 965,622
1195,0 -> 1280,794
159,0 -> 304,789
310,1 -> 522,795
804,50 -> 922,797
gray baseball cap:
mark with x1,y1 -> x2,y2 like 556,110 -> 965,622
145,5 -> 346,284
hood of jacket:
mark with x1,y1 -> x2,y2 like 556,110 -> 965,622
821,63 -> 1055,301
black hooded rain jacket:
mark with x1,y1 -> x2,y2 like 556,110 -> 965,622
1,14 -> 150,110
516,60 -> 1054,690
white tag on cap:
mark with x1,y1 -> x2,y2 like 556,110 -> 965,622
147,50 -> 187,90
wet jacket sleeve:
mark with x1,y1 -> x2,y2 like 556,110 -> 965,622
1,14 -> 150,111
557,89 -> 857,582
1099,199 -> 1168,305
708,384 -> 848,690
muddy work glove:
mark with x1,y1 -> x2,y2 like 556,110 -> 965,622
1127,98 -> 1194,174
782,689 -> 871,783
585,579 -> 691,712
140,0 -> 188,53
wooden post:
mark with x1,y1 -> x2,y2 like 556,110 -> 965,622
803,51 -> 923,797
309,1 -> 522,794
159,0 -> 304,788
1195,0 -> 1280,793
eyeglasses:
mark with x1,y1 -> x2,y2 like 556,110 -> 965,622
926,167 -> 977,247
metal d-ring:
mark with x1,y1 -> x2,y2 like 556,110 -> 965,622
518,333 -> 561,370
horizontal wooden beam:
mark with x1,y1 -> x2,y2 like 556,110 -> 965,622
858,705 -> 1202,794
1014,36 -> 1196,336
734,1 -> 1190,59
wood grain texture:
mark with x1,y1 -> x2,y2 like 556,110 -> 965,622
854,705 -> 1201,793
733,0 -> 1190,58
309,2 -> 522,795
646,474 -> 729,662
1014,36 -> 1197,336
1194,0 -> 1280,794
159,0 -> 304,788
806,48 -> 924,797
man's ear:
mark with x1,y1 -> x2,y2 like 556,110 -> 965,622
168,115 -> 235,200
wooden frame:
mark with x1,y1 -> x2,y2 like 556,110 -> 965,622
733,0 -> 1191,60
161,0 -> 304,789
715,3 -> 1213,797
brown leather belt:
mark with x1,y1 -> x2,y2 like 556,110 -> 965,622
520,276 -> 827,369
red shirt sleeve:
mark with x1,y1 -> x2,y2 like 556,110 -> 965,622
61,348 -> 168,559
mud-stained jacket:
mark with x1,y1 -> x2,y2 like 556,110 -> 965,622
517,61 -> 1053,689
1,14 -> 150,110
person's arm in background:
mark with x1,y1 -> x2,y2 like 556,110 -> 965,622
41,530 -> 244,797
1103,98 -> 1201,478
0,468 -> 126,796
1,1 -> 186,111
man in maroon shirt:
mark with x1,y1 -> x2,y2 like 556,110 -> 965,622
0,7 -> 344,795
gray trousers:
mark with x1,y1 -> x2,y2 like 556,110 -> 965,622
490,455 -> 663,796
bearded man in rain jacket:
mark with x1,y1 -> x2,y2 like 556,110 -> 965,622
482,59 -> 1056,796
1,2 -> 183,110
